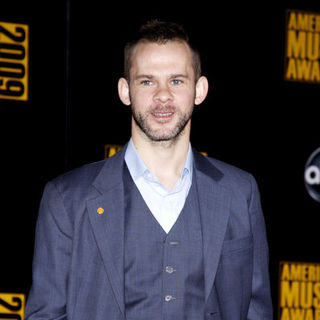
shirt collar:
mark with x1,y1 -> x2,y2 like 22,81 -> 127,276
124,138 -> 193,182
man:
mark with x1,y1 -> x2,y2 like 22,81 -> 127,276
25,20 -> 273,319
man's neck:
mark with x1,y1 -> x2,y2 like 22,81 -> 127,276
131,131 -> 190,191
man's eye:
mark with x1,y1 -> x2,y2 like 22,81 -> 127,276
141,80 -> 152,86
171,79 -> 182,85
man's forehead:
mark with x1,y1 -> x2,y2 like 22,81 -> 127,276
128,40 -> 196,81
132,73 -> 190,80
132,40 -> 192,61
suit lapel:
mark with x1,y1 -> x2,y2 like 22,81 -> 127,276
86,147 -> 127,318
193,151 -> 231,302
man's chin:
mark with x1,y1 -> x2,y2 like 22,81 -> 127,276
144,129 -> 182,142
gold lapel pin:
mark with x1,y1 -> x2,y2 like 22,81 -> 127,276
97,207 -> 104,215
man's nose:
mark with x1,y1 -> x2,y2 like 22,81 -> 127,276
153,84 -> 173,103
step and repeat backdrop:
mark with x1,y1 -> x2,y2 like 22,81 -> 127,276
0,2 -> 319,319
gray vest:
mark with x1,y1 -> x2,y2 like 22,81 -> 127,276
123,164 -> 205,320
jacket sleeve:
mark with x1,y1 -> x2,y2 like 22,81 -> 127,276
25,181 -> 72,320
247,175 -> 273,319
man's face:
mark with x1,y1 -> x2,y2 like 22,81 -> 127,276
127,41 -> 197,142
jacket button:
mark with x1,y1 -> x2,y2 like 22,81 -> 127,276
165,266 -> 174,274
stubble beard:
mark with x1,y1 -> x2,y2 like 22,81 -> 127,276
131,103 -> 194,143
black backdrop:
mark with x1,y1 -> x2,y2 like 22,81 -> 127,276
1,2 -> 319,318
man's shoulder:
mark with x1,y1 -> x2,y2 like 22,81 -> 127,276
195,151 -> 254,183
57,144 -> 125,183
195,152 -> 257,197
43,160 -> 105,206
53,159 -> 106,188
208,156 -> 253,180
49,147 -> 124,197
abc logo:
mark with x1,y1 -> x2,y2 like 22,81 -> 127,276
304,148 -> 320,202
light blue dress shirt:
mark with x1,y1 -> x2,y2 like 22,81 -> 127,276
124,139 -> 193,233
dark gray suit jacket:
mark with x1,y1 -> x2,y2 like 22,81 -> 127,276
25,146 -> 273,319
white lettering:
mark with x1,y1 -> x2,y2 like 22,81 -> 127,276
305,165 -> 320,185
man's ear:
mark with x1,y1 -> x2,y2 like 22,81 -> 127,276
194,76 -> 209,105
118,77 -> 131,106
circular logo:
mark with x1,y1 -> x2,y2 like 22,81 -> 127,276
304,147 -> 320,202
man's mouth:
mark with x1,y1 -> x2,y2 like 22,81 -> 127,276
152,112 -> 174,119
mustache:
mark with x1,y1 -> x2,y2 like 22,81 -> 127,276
149,104 -> 176,113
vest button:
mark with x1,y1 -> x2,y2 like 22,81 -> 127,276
165,295 -> 174,302
165,266 -> 174,274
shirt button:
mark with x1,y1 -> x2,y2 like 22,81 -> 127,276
165,295 -> 174,302
165,266 -> 174,274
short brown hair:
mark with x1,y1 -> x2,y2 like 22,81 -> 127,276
124,20 -> 201,81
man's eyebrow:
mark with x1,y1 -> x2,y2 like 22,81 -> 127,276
133,74 -> 189,80
169,74 -> 189,79
134,74 -> 154,80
